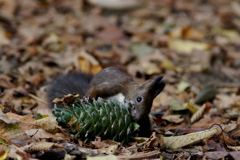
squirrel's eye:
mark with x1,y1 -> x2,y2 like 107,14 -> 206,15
136,96 -> 143,103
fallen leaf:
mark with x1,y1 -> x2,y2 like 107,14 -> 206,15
168,99 -> 186,111
0,27 -> 10,45
141,62 -> 161,75
182,26 -> 205,41
177,81 -> 191,93
88,0 -> 143,9
33,117 -> 61,133
168,39 -> 209,54
162,115 -> 185,123
6,113 -> 35,124
130,42 -> 154,57
205,151 -> 228,159
195,85 -> 218,104
190,104 -> 206,123
75,50 -> 102,74
21,142 -> 64,151
164,126 -> 222,149
0,0 -> 17,19
161,60 -> 176,71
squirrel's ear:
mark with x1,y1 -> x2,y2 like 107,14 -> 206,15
147,76 -> 165,98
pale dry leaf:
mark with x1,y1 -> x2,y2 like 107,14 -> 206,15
33,117 -> 60,133
168,99 -> 186,111
215,94 -> 240,109
162,114 -> 185,123
0,111 -> 18,124
25,128 -> 67,140
6,112 -> 35,124
168,39 -> 209,54
117,150 -> 160,159
0,27 -> 10,45
34,108 -> 55,118
163,125 -> 222,149
21,142 -> 63,151
227,145 -> 240,151
87,155 -> 118,160
96,144 -> 118,155
161,60 -> 176,71
88,0 -> 143,9
152,92 -> 172,107
232,1 -> 240,16
64,154 -> 76,160
0,0 -> 17,19
190,104 -> 206,123
8,144 -> 27,160
127,64 -> 145,77
141,62 -> 161,75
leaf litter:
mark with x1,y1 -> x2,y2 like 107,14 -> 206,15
0,0 -> 240,159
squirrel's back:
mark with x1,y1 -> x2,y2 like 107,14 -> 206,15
47,72 -> 93,107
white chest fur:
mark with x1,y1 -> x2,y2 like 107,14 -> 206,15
107,93 -> 125,104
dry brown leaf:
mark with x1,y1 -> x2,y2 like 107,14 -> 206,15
0,74 -> 14,89
0,27 -> 10,45
190,104 -> 206,123
96,145 -> 118,155
162,115 -> 185,123
6,113 -> 35,124
215,94 -> 240,109
25,129 -> 67,141
0,111 -> 33,147
75,50 -> 102,74
33,117 -> 61,133
205,151 -> 228,159
8,144 -> 30,160
96,26 -> 125,43
21,142 -> 64,151
191,116 -> 222,129
144,132 -> 164,148
0,0 -> 17,19
182,26 -> 205,41
163,126 -> 222,149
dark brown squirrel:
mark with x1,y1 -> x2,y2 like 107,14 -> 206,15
47,67 -> 165,137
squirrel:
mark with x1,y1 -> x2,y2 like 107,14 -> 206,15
47,67 -> 165,137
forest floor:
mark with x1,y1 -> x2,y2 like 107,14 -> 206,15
0,0 -> 240,159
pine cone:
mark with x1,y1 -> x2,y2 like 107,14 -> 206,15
52,98 -> 139,143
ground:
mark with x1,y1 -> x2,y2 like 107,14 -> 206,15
0,0 -> 240,159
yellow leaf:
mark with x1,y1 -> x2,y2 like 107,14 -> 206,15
161,60 -> 176,71
221,29 -> 240,41
183,102 -> 198,113
168,39 -> 209,54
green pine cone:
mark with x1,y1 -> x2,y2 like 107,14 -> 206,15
52,98 -> 139,143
